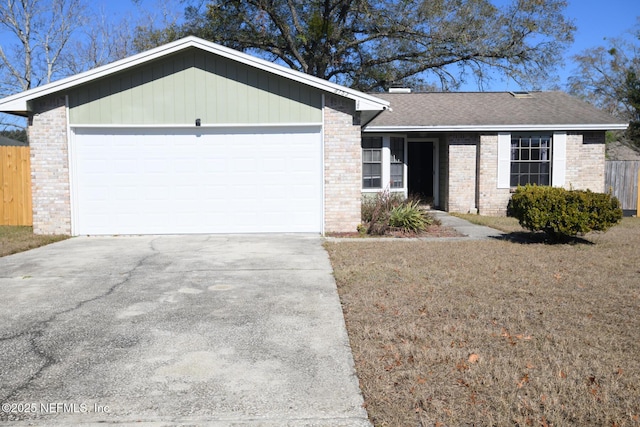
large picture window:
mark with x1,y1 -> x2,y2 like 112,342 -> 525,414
510,134 -> 552,186
362,136 -> 382,188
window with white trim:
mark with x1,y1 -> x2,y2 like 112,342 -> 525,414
390,137 -> 404,188
510,134 -> 552,186
362,136 -> 382,188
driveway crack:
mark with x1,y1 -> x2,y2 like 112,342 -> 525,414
0,238 -> 159,403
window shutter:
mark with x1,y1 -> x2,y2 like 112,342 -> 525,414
552,132 -> 566,187
497,132 -> 511,188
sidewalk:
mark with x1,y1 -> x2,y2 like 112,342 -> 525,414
429,210 -> 504,240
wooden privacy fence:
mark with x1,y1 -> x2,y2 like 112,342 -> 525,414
0,146 -> 33,226
605,160 -> 640,215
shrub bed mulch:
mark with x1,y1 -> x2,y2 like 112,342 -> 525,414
327,224 -> 465,239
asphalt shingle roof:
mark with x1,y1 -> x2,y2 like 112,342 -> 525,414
0,135 -> 26,146
366,91 -> 626,129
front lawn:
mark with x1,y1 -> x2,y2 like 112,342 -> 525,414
326,217 -> 640,426
0,226 -> 69,257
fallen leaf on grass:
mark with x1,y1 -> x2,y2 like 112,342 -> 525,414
456,361 -> 469,372
468,391 -> 477,402
374,302 -> 386,312
517,374 -> 530,388
457,378 -> 470,387
500,328 -> 532,345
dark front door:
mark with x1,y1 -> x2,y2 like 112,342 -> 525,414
408,142 -> 434,201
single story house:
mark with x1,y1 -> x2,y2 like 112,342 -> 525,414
0,37 -> 627,235
361,90 -> 628,215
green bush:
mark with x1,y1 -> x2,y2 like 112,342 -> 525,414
507,185 -> 623,241
389,201 -> 432,232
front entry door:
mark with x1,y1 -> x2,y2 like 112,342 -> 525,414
408,142 -> 434,201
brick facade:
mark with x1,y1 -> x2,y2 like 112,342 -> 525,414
28,96 -> 71,235
478,134 -> 511,216
446,133 -> 478,213
565,132 -> 606,192
474,131 -> 606,216
323,95 -> 362,233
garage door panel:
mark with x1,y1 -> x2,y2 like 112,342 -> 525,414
71,127 -> 322,234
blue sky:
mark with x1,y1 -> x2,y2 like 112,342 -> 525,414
554,0 -> 639,91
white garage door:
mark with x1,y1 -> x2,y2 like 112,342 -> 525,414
70,127 -> 323,235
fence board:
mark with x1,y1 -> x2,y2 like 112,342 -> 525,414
0,146 -> 32,226
605,160 -> 640,214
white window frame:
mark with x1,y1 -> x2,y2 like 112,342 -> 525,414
497,131 -> 566,189
510,133 -> 553,187
389,136 -> 405,190
362,136 -> 383,189
362,134 -> 407,194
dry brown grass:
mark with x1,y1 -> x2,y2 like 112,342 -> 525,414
0,226 -> 69,257
326,218 -> 640,427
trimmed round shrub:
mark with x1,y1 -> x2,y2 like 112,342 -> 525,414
507,185 -> 623,242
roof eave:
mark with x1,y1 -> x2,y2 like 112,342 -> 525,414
0,98 -> 29,115
0,36 -> 389,114
363,123 -> 630,132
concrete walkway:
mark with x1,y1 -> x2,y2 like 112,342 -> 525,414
429,211 -> 504,240
0,235 -> 371,426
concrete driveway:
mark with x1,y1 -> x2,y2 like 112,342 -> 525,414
0,235 -> 370,426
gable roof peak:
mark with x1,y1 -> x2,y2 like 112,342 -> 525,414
0,36 -> 388,115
